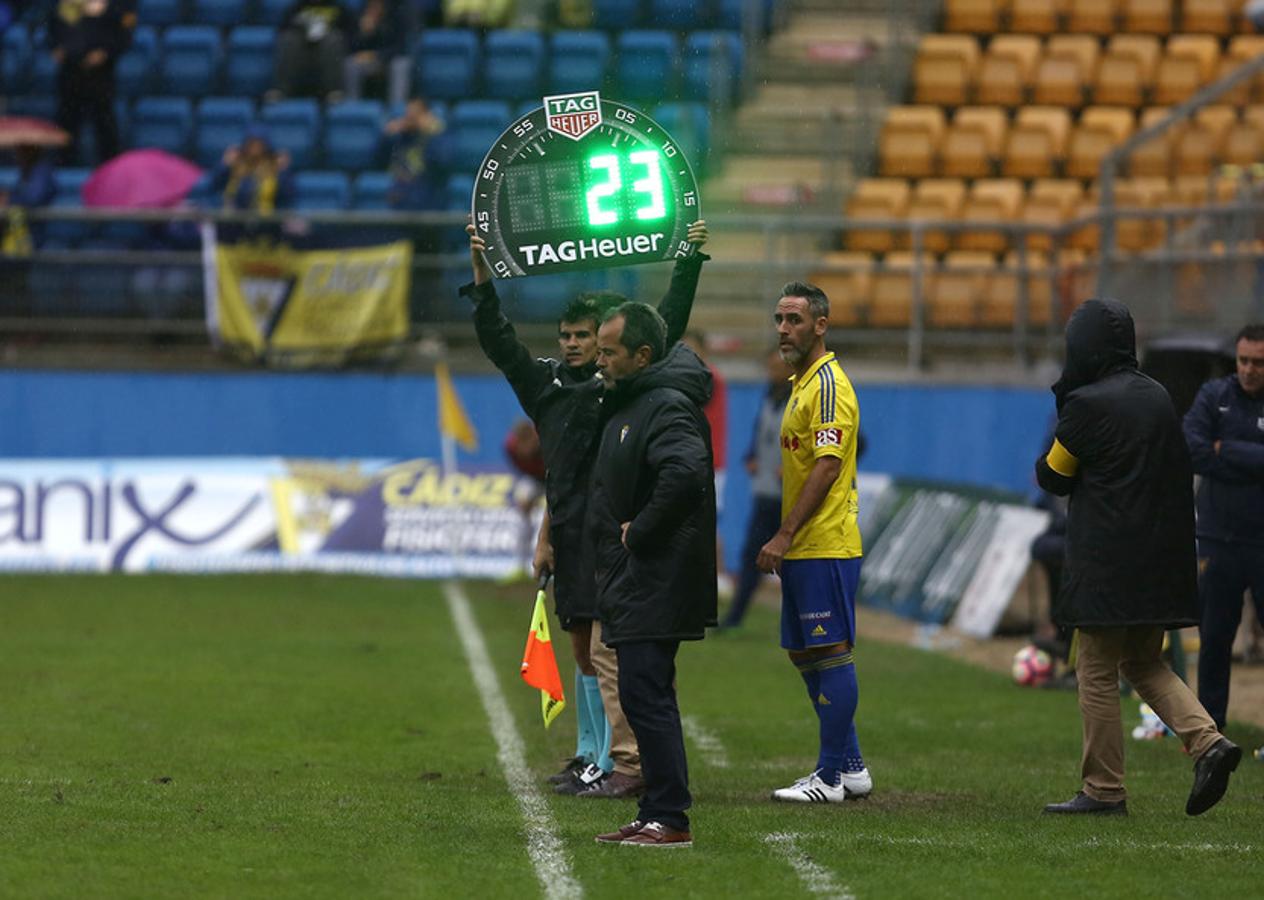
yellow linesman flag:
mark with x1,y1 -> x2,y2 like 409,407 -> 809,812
521,586 -> 566,729
435,361 -> 478,452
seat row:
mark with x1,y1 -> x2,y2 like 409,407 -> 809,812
845,174 -> 1247,255
914,32 -> 1264,108
942,0 -> 1255,36
881,102 -> 1264,180
1,25 -> 744,105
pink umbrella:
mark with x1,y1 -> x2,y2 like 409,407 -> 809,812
82,149 -> 204,209
0,116 -> 69,148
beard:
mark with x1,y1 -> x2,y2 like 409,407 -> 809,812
779,343 -> 806,366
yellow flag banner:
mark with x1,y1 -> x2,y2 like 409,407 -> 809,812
206,237 -> 412,368
435,361 -> 479,452
521,589 -> 566,728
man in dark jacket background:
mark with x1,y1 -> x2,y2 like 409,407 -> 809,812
590,302 -> 716,848
1036,298 -> 1239,817
49,0 -> 136,164
1183,322 -> 1264,730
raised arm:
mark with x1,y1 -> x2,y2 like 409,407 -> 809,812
656,220 -> 710,346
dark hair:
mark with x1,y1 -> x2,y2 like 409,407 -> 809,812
1236,323 -> 1264,343
559,290 -> 626,330
780,281 -> 830,321
605,301 -> 667,362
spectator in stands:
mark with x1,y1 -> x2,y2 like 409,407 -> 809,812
384,99 -> 445,211
347,0 -> 401,100
1183,323 -> 1264,731
503,417 -> 546,582
210,127 -> 294,242
49,0 -> 136,164
444,0 -> 514,28
720,348 -> 792,629
271,0 -> 353,103
0,146 -> 56,254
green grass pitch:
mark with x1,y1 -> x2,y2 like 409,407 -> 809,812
0,575 -> 1259,898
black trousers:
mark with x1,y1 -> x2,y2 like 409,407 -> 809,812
722,494 -> 781,627
616,639 -> 690,831
1196,538 -> 1264,729
56,63 -> 119,164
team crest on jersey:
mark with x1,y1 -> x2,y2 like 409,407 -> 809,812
620,424 -> 630,443
544,91 -> 602,140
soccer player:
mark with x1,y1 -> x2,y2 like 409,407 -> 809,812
757,282 -> 872,803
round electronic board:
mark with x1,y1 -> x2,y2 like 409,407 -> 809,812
471,91 -> 701,278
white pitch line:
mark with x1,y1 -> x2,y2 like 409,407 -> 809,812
443,581 -> 582,900
680,715 -> 730,769
764,832 -> 856,900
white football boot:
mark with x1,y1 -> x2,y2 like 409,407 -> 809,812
772,768 -> 872,803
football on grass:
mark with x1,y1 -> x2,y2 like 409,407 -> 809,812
1011,644 -> 1054,687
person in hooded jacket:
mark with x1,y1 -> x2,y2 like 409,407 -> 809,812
1036,298 -> 1240,817
462,221 -> 709,800
589,301 -> 716,848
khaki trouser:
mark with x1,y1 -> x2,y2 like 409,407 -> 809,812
589,620 -> 641,777
1076,626 -> 1221,802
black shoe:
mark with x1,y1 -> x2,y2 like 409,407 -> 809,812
546,756 -> 587,785
1043,791 -> 1128,815
1187,737 -> 1242,816
554,763 -> 607,796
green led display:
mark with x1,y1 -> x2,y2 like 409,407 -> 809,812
583,150 -> 667,227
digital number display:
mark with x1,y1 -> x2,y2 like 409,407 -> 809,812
472,93 -> 700,277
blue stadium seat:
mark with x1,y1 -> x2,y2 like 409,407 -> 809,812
615,31 -> 678,102
683,31 -> 743,102
225,26 -> 277,98
448,101 -> 511,174
352,171 -> 392,209
414,29 -> 480,101
0,167 -> 18,193
194,97 -> 256,168
117,26 -> 159,97
2,24 -> 31,93
718,0 -> 767,31
29,41 -> 59,96
5,94 -> 57,123
137,0 -> 186,27
253,0 -> 290,24
293,170 -> 350,210
260,99 -> 321,168
45,168 -> 93,246
323,100 -> 384,171
75,99 -> 131,165
193,0 -> 253,28
483,30 -> 544,101
593,0 -> 642,28
445,172 -> 474,211
653,102 -> 710,169
516,274 -> 587,322
160,26 -> 222,98
650,0 -> 708,29
548,31 -> 609,96
131,96 -> 195,156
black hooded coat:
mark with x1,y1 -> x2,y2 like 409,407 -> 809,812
589,342 -> 718,645
1035,299 -> 1199,629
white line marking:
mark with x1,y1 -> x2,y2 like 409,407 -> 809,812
680,715 -> 730,769
444,581 -> 582,900
764,832 -> 855,899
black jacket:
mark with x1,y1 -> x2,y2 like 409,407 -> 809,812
49,0 -> 136,67
589,343 -> 717,645
460,253 -> 706,622
1035,299 -> 1199,629
1183,374 -> 1264,546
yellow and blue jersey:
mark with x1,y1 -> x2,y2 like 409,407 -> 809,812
780,352 -> 862,560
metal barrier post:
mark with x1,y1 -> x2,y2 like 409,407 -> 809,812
1015,234 -> 1031,366
909,223 -> 925,370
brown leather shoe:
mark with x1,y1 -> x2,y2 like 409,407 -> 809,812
594,820 -> 644,844
578,771 -> 645,799
620,821 -> 692,848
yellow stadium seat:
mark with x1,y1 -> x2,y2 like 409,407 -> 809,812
1082,105 -> 1136,141
907,178 -> 969,253
845,179 -> 911,254
945,0 -> 1003,33
1048,35 -> 1102,79
1024,179 -> 1084,250
1094,53 -> 1145,106
879,125 -> 938,178
1066,124 -> 1121,179
1066,0 -> 1118,34
915,53 -> 974,105
989,252 -> 1053,328
931,251 -> 996,327
1010,0 -> 1062,33
941,124 -> 993,177
1221,121 -> 1263,167
1121,0 -> 1173,34
1033,52 -> 1088,107
955,106 -> 1010,156
976,53 -> 1027,106
1219,37 -> 1264,104
871,252 -> 936,328
1171,108 -> 1235,177
1003,124 -> 1057,177
812,252 -> 875,326
1108,34 -> 1163,83
885,105 -> 949,141
1018,106 -> 1073,154
1112,178 -> 1161,251
1182,0 -> 1235,36
989,34 -> 1044,79
959,178 -> 1025,252
1166,34 -> 1221,81
1152,53 -> 1203,104
1126,106 -> 1179,176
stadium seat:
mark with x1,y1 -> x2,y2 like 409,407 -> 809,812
810,252 -> 874,326
414,29 -> 481,101
1221,120 -> 1262,167
986,252 -> 1052,327
292,171 -> 350,210
1167,34 -> 1221,82
1066,124 -> 1120,180
194,0 -> 252,27
548,31 -> 610,95
1003,107 -> 1070,177
958,179 -> 1023,252
324,100 -> 385,171
131,96 -> 195,156
718,0 -> 767,31
1094,52 -> 1145,106
1127,106 -> 1178,176
449,101 -> 513,173
1153,54 -> 1203,105
592,0 -> 642,29
651,0 -> 707,30
944,0 -> 1001,33
1173,106 -> 1236,175
878,106 -> 946,178
1066,0 -> 1118,34
956,106 -> 1008,156
5,94 -> 57,124
116,26 -> 159,97
225,27 -> 277,98
845,178 -> 911,254
484,30 -> 545,101
137,0 -> 186,27
160,26 -> 223,98
2,24 -> 31,93
653,102 -> 711,169
1186,0 -> 1235,34
445,172 -> 475,212
45,168 -> 93,246
907,178 -> 968,253
260,99 -> 322,168
683,31 -> 743,103
616,31 -> 679,102
913,35 -> 979,105
870,252 -> 930,328
1010,0 -> 1059,33
1033,53 -> 1088,108
0,167 -> 16,193
931,251 -> 994,327
940,121 -> 992,177
29,41 -> 59,96
1122,0 -> 1173,34
976,35 -> 1040,106
254,0 -> 291,24
194,97 -> 255,168
1023,179 -> 1084,250
352,171 -> 392,209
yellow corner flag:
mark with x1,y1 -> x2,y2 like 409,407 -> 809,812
521,578 -> 566,728
436,361 -> 478,452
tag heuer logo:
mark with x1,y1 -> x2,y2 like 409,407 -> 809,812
544,91 -> 602,140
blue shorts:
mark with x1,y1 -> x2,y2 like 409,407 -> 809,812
779,557 -> 861,651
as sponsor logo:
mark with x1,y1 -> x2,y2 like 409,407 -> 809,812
544,91 -> 602,140
815,428 -> 841,448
